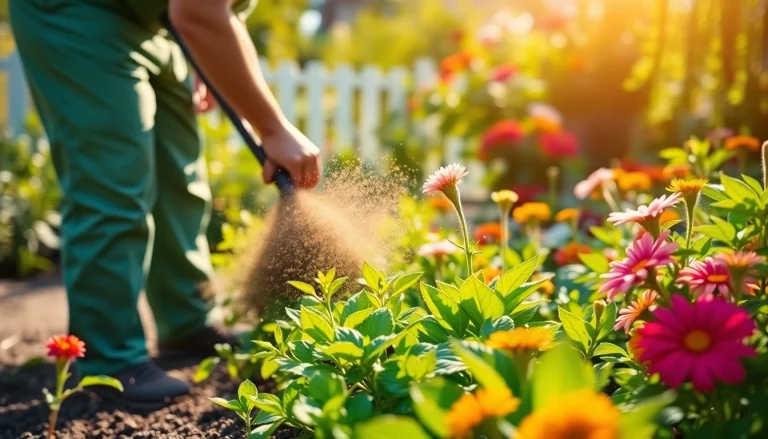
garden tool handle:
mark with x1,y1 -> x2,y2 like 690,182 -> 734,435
161,14 -> 295,196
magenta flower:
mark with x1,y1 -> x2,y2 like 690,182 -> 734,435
634,295 -> 757,393
573,168 -> 614,200
599,231 -> 677,300
608,193 -> 682,226
614,290 -> 658,334
422,163 -> 469,195
677,257 -> 733,300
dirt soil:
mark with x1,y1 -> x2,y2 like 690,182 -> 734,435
0,276 -> 293,439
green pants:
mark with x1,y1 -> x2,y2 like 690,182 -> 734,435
10,0 -> 213,375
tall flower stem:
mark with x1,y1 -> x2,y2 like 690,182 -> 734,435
47,359 -> 69,439
762,141 -> 768,190
443,185 -> 473,276
602,182 -> 621,213
499,209 -> 510,271
683,200 -> 695,249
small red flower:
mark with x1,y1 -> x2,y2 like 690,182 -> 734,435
480,120 -> 525,160
554,242 -> 591,266
46,334 -> 86,362
539,131 -> 579,158
509,184 -> 546,204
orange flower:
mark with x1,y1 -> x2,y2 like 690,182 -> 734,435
487,328 -> 554,354
617,171 -> 652,192
439,50 -> 473,84
428,195 -> 454,212
639,165 -> 667,183
46,334 -> 86,362
482,267 -> 502,284
446,388 -> 520,438
513,202 -> 551,224
554,242 -> 591,266
662,164 -> 690,179
517,390 -> 620,439
555,208 -> 579,223
474,222 -> 502,245
659,209 -> 680,225
533,273 -> 556,296
724,135 -> 761,152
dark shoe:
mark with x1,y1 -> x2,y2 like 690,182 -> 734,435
157,325 -> 241,359
92,361 -> 190,411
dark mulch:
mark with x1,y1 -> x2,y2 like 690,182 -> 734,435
0,360 -> 278,439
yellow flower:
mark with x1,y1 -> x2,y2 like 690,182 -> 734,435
555,208 -> 580,223
617,171 -> 652,192
513,202 -> 551,224
486,328 -> 554,354
667,178 -> 708,195
491,190 -> 519,208
517,390 -> 620,439
725,135 -> 761,152
446,388 -> 520,439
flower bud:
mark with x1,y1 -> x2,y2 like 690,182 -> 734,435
593,300 -> 607,325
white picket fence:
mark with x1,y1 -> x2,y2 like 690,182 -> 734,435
1,49 -> 439,157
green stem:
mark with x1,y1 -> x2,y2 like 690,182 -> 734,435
684,200 -> 695,249
500,208 -> 510,271
602,182 -> 620,213
442,184 -> 473,276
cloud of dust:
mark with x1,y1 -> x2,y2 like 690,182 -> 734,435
233,163 -> 411,319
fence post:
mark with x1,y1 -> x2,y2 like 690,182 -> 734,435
332,64 -> 356,152
359,65 -> 382,161
304,61 -> 327,155
273,61 -> 299,125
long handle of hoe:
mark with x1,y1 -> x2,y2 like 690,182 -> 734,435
161,13 -> 295,196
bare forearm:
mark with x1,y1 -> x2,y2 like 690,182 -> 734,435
170,0 -> 287,136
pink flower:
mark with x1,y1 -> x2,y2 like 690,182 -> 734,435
480,121 -> 525,161
573,168 -> 614,200
614,290 -> 658,334
539,131 -> 579,158
608,193 -> 682,226
491,63 -> 518,82
716,251 -> 765,271
599,231 -> 677,300
678,258 -> 733,300
423,163 -> 469,195
417,240 -> 458,257
634,295 -> 757,393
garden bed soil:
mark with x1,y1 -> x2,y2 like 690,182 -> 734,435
0,277 -> 295,438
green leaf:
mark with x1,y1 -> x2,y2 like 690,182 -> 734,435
742,175 -> 764,193
238,379 -> 259,404
596,301 -> 617,341
389,272 -> 424,298
496,256 -> 538,296
248,420 -> 285,439
358,308 -> 395,340
405,349 -> 437,380
346,392 -> 374,423
416,315 -> 451,344
480,315 -> 515,339
453,342 -> 507,390
701,184 -> 727,201
375,358 -> 411,397
363,262 -> 383,291
343,308 -> 375,329
78,376 -> 124,392
365,332 -> 407,363
328,277 -> 347,297
321,341 -> 364,361
252,410 -> 283,426
341,292 -> 374,322
420,282 -> 469,337
504,275 -> 552,314
459,276 -> 505,326
287,281 -> 317,297
307,370 -> 346,404
696,217 -> 736,244
289,340 -> 318,363
250,393 -> 283,415
355,416 -> 431,439
589,226 -> 622,247
194,357 -> 220,383
410,377 -> 464,437
210,397 -> 242,412
593,343 -> 629,358
300,306 -> 334,343
42,388 -> 56,406
509,300 -> 543,324
558,307 -> 591,353
720,174 -> 757,203
335,327 -> 364,347
532,344 -> 596,409
578,252 -> 610,273
618,391 -> 676,439
659,147 -> 686,161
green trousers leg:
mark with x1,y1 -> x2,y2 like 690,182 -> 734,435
10,0 -> 213,376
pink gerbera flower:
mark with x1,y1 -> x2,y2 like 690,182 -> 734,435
573,168 -> 614,200
422,163 -> 469,195
634,295 -> 757,393
614,290 -> 658,334
608,193 -> 682,226
678,257 -> 732,300
417,240 -> 458,257
599,231 -> 677,300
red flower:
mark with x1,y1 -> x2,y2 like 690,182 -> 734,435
474,222 -> 503,245
509,184 -> 546,204
480,120 -> 525,160
554,243 -> 591,266
439,50 -> 473,85
46,334 -> 86,362
539,131 -> 579,158
491,63 -> 518,82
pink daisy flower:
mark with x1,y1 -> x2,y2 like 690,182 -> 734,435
716,251 -> 765,271
599,231 -> 677,300
573,168 -> 614,200
614,290 -> 658,334
677,257 -> 732,300
608,193 -> 682,226
417,240 -> 458,258
422,163 -> 469,195
634,295 -> 757,393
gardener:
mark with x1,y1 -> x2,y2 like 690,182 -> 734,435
9,0 -> 321,409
